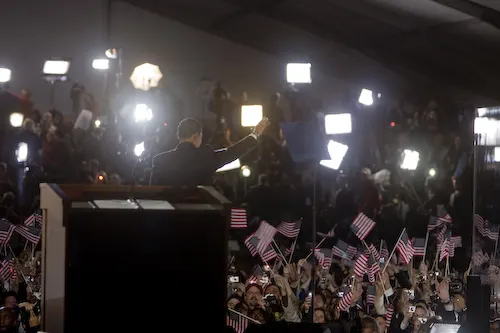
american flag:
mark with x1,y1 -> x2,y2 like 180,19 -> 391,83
15,225 -> 41,244
437,207 -> 452,224
412,238 -> 426,257
230,208 -> 248,228
472,251 -> 489,266
380,240 -> 389,261
436,226 -> 448,243
451,236 -> 462,248
367,256 -> 380,283
276,220 -> 301,238
475,215 -> 500,240
339,289 -> 353,312
314,248 -> 332,269
439,232 -> 452,262
385,305 -> 394,327
366,284 -> 376,304
247,265 -> 263,284
427,216 -> 441,231
24,212 -> 43,227
244,234 -> 278,262
332,240 -> 352,259
227,310 -> 249,333
0,260 -> 14,281
255,221 -> 277,254
0,219 -> 15,244
317,225 -> 337,238
350,213 -> 376,241
396,230 -> 414,264
354,254 -> 368,277
367,243 -> 380,261
347,245 -> 358,260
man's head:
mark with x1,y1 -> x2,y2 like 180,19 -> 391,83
0,307 -> 16,332
177,118 -> 203,147
244,284 -> 262,309
2,292 -> 17,309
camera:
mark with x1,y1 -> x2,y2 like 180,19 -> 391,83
228,275 -> 239,283
406,289 -> 415,300
409,306 -> 416,313
264,294 -> 278,306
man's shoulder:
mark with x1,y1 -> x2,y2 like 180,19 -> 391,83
152,149 -> 177,164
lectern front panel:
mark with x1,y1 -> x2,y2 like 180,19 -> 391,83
65,208 -> 227,333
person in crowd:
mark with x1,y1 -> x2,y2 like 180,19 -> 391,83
149,117 -> 270,186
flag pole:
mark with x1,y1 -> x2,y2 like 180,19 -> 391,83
422,230 -> 430,264
361,239 -> 389,302
272,240 -> 289,266
287,218 -> 303,263
491,229 -> 500,264
382,228 -> 406,273
311,163 -> 318,323
304,237 -> 327,261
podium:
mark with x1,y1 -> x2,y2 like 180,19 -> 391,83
40,184 -> 231,333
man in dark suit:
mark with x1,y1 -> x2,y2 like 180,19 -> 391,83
150,117 -> 270,186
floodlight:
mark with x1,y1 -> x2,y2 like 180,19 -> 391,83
216,158 -> 241,172
241,165 -> 251,178
493,147 -> 500,163
134,104 -> 153,123
16,142 -> 28,163
105,48 -> 118,59
9,113 -> 24,128
286,63 -> 312,84
477,107 -> 488,117
92,58 -> 109,70
0,68 -> 12,83
320,140 -> 348,170
400,149 -> 420,170
241,105 -> 263,127
325,113 -> 352,135
130,63 -> 163,91
94,120 -> 101,128
42,60 -> 70,75
358,89 -> 374,106
429,168 -> 436,177
134,142 -> 145,157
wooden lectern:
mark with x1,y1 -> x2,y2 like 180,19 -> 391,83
40,184 -> 231,333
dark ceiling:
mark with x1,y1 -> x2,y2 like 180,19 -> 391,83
117,0 -> 500,103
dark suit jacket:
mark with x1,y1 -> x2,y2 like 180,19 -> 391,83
149,135 -> 258,186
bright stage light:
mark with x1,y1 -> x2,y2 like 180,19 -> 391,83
495,147 -> 500,162
286,63 -> 312,84
358,89 -> 374,106
134,104 -> 153,123
94,120 -> 101,128
400,149 -> 420,170
216,158 -> 241,172
92,58 -> 109,70
429,168 -> 436,177
16,142 -> 28,163
9,113 -> 24,127
320,140 -> 348,170
43,60 -> 70,76
0,68 -> 12,83
241,165 -> 251,178
325,113 -> 352,135
134,142 -> 145,157
241,105 -> 263,127
130,63 -> 163,91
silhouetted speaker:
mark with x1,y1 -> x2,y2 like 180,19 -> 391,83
40,184 -> 231,333
463,275 -> 490,333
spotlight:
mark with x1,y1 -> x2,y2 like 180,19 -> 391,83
97,173 -> 105,183
286,63 -> 312,84
105,48 -> 119,59
92,58 -> 109,70
241,165 -> 251,178
16,142 -> 28,163
216,159 -> 241,172
94,120 -> 101,128
358,89 -> 374,106
400,149 -> 420,170
130,63 -> 163,91
495,147 -> 500,162
0,68 -> 12,83
134,104 -> 153,123
324,113 -> 352,135
241,105 -> 263,127
429,168 -> 436,177
9,113 -> 24,127
42,59 -> 70,76
320,140 -> 348,170
134,142 -> 145,157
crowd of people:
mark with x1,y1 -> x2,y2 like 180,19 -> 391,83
0,76 -> 492,333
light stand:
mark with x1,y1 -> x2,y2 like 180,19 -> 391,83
311,162 -> 318,320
